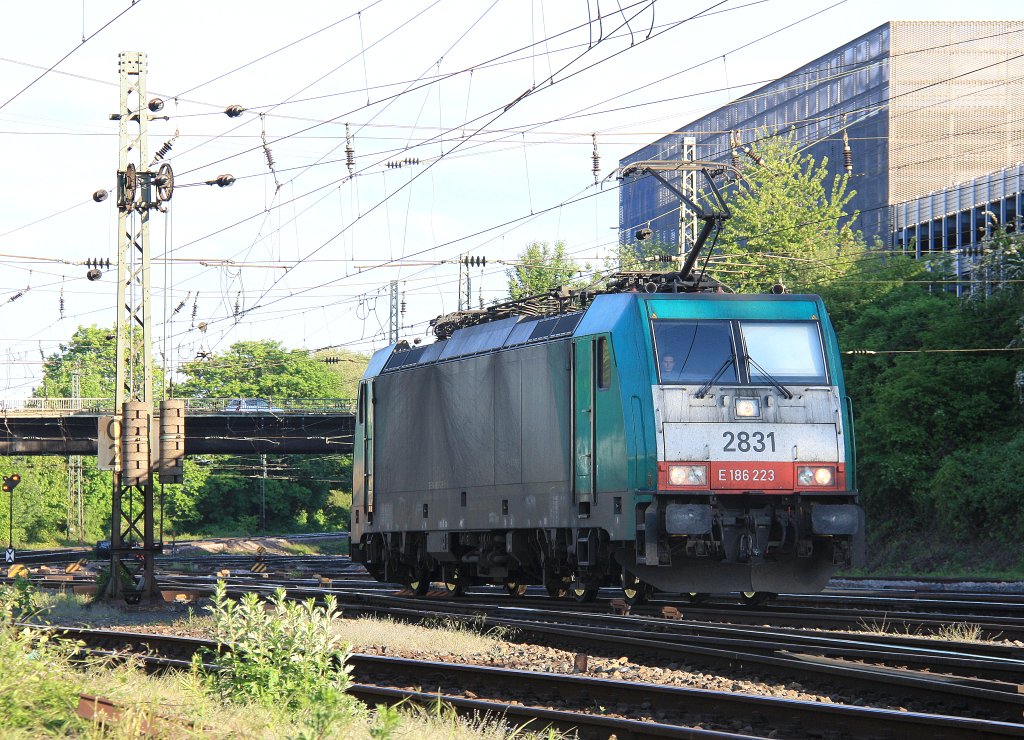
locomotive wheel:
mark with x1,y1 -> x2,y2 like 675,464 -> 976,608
684,592 -> 708,605
546,580 -> 569,599
621,571 -> 651,606
739,591 -> 772,607
407,576 -> 430,596
504,581 -> 527,597
571,581 -> 599,603
444,581 -> 465,597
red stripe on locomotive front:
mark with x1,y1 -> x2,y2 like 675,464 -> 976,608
658,462 -> 845,492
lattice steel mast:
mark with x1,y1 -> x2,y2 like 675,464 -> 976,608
106,51 -> 178,601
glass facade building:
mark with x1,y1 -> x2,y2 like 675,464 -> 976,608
619,21 -> 1024,253
892,163 -> 1024,295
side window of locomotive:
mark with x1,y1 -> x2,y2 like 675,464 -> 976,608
652,320 -> 736,384
597,336 -> 611,389
357,383 -> 365,424
739,321 -> 828,384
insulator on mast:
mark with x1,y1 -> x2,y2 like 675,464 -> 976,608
730,131 -> 741,170
345,123 -> 355,177
842,122 -> 853,174
591,133 -> 600,185
173,291 -> 191,316
742,143 -> 762,166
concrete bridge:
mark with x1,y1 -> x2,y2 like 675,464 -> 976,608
0,398 -> 355,456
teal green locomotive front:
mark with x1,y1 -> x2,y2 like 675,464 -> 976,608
350,292 -> 862,598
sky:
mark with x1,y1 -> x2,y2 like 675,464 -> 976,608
0,0 -> 1020,397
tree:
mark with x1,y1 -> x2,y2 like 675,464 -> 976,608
819,255 -> 1024,547
315,349 -> 369,400
36,326 -> 117,399
506,240 -> 588,299
602,239 -> 677,280
174,340 -> 354,533
175,340 -> 345,399
714,133 -> 865,294
36,324 -> 168,401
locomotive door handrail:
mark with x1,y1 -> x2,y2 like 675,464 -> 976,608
844,394 -> 857,490
359,380 -> 375,515
572,337 -> 597,512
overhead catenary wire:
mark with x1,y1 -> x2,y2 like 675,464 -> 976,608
8,10 -> 1024,386
0,1 -> 146,114
192,0 -> 697,344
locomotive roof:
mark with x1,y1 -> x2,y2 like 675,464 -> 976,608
364,292 -> 825,379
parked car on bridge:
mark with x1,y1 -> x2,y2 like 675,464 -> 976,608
223,398 -> 283,413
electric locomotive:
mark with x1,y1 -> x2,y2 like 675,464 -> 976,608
350,288 -> 862,602
350,164 -> 863,602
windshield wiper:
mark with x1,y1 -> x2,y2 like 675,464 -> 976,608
694,356 -> 735,398
746,355 -> 794,399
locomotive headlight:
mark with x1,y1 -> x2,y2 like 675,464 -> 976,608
668,464 -> 707,486
797,466 -> 835,486
735,398 -> 760,418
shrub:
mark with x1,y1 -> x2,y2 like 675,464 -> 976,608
0,583 -> 84,734
195,581 -> 357,714
927,431 -> 1024,543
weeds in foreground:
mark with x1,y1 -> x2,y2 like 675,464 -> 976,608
936,622 -> 987,642
856,614 -> 922,637
421,612 -> 520,642
0,580 -> 560,738
1,575 -> 38,621
858,614 -> 997,643
195,580 -> 359,714
0,582 -> 85,734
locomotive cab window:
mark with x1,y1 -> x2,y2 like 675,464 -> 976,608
652,320 -> 737,384
740,321 -> 828,384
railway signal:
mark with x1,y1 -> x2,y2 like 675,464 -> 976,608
5,472 -> 21,558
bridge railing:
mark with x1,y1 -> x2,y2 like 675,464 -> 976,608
0,398 -> 113,414
0,397 -> 355,415
183,398 -> 356,414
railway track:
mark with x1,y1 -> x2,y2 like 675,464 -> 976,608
12,553 -> 1024,638
38,625 -> 1024,739
9,554 -> 1024,732
23,569 -> 1024,723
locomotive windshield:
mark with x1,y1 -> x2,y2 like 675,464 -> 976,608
653,319 -> 827,385
740,321 -> 828,384
653,320 -> 737,384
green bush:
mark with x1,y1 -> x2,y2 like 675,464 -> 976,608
196,581 -> 358,714
927,431 -> 1024,543
0,584 -> 83,734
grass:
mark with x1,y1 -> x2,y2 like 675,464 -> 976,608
336,614 -> 510,655
3,581 -> 565,739
935,622 -> 987,643
278,537 -> 350,556
32,590 -> 509,656
857,615 -> 997,644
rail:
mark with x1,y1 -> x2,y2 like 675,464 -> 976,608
0,397 -> 355,415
